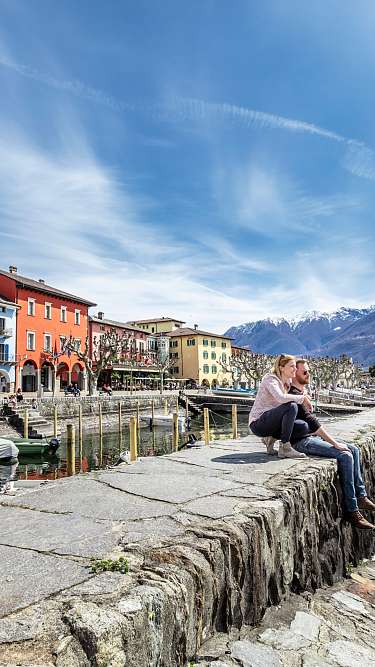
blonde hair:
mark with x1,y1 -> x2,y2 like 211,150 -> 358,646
272,354 -> 296,381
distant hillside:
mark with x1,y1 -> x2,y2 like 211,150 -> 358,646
225,307 -> 375,366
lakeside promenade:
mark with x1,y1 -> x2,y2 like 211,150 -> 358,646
0,410 -> 375,666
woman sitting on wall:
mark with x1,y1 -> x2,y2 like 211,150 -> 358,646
249,354 -> 312,459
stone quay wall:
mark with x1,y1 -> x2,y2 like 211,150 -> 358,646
0,411 -> 374,666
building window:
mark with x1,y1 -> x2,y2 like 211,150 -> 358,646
27,331 -> 35,350
222,353 -> 227,362
74,339 -> 81,351
211,340 -> 216,347
187,339 -> 195,346
60,306 -> 67,322
203,351 -> 208,359
0,317 -> 5,332
203,364 -> 209,374
44,333 -> 52,352
211,365 -> 217,374
45,302 -> 52,319
203,339 -> 208,346
211,352 -> 216,360
27,298 -> 35,316
171,340 -> 178,348
60,336 -> 66,352
221,342 -> 227,348
173,366 -> 179,374
74,309 -> 81,325
0,306 -> 5,313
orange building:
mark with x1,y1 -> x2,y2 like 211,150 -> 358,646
0,266 -> 96,394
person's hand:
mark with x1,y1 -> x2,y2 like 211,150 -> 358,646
303,395 -> 313,412
333,442 -> 350,452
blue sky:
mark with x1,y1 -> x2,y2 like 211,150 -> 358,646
1,0 -> 375,331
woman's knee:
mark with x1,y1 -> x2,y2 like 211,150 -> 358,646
286,401 -> 298,416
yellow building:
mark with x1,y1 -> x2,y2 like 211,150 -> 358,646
128,317 -> 185,334
167,327 -> 232,387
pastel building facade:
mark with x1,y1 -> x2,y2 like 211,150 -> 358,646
129,317 -> 185,334
167,327 -> 232,387
0,296 -> 18,392
0,267 -> 96,394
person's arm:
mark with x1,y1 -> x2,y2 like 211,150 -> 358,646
312,425 -> 349,451
266,377 -> 306,405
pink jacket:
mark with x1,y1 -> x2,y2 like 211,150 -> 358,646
249,373 -> 305,424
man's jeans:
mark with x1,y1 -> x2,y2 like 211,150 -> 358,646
293,436 -> 367,512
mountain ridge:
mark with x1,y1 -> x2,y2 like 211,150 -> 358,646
224,306 -> 375,365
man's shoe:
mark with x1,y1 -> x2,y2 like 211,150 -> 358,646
278,442 -> 307,459
346,510 -> 375,530
358,497 -> 375,512
261,436 -> 278,456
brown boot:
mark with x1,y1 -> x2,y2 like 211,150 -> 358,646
358,497 -> 375,512
346,510 -> 375,530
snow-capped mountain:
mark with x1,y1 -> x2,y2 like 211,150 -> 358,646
224,307 -> 375,365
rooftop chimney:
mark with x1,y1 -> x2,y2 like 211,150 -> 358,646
98,311 -> 104,320
194,323 -> 198,330
38,279 -> 45,284
9,266 -> 17,274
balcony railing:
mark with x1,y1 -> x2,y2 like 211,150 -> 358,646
0,328 -> 12,338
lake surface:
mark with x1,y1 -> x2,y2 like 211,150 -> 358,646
15,412 -> 252,480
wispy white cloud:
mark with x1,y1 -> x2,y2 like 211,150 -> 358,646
212,165 -> 361,236
1,55 -> 375,181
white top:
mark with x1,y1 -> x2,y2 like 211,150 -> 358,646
249,373 -> 305,424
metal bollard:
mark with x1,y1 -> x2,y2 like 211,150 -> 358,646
129,416 -> 138,462
173,412 -> 179,451
23,409 -> 29,439
66,423 -> 76,476
203,407 -> 210,445
232,404 -> 238,439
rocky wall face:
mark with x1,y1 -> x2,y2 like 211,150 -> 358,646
1,427 -> 374,667
34,396 -> 171,418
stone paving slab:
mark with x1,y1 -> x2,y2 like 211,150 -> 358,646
0,545 -> 91,617
0,476 -> 178,521
0,506 -> 119,558
97,469 -> 243,503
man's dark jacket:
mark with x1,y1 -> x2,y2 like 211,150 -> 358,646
288,385 -> 321,434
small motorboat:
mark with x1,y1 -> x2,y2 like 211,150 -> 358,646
7,436 -> 60,456
212,387 -> 256,397
139,414 -> 188,431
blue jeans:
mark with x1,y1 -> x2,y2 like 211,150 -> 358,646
293,436 -> 367,512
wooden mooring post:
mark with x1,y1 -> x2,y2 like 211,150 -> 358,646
78,404 -> 83,470
173,412 -> 179,451
118,402 -> 123,451
232,404 -> 238,439
151,399 -> 155,425
129,416 -> 138,462
98,403 -> 103,465
185,396 -> 189,421
23,409 -> 29,439
53,405 -> 58,438
203,407 -> 210,445
66,423 -> 76,476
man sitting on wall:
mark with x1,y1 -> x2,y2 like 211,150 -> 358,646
288,359 -> 375,531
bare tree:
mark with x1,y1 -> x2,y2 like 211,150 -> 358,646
63,329 -> 134,395
220,350 -> 273,388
